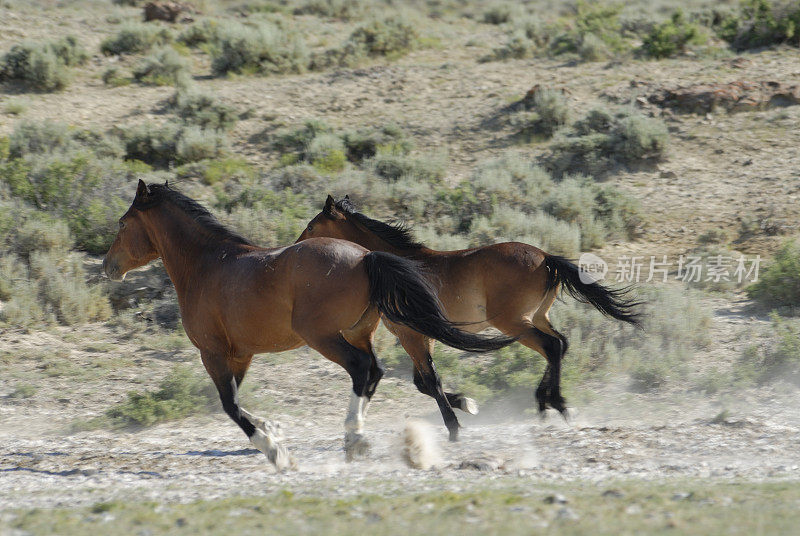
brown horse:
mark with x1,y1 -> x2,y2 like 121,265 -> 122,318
299,196 -> 641,440
103,181 -> 515,469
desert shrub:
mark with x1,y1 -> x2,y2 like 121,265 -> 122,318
133,47 -> 191,86
313,16 -> 418,68
178,19 -> 220,47
1,44 -> 69,91
737,314 -> 800,386
48,36 -> 89,67
4,98 -> 28,115
101,67 -> 131,87
1,154 -> 132,253
210,21 -> 308,76
484,15 -> 556,61
170,87 -> 239,131
577,32 -> 610,61
29,250 -> 112,324
546,108 -> 668,177
7,119 -> 124,160
178,157 -> 255,185
366,152 -> 446,182
293,0 -> 366,19
101,23 -> 173,55
482,3 -> 520,24
641,11 -> 705,58
307,133 -> 347,173
747,240 -> 800,308
175,126 -> 229,163
119,122 -> 225,167
468,207 -> 582,257
717,0 -> 800,50
107,366 -> 217,427
8,120 -> 71,157
512,88 -> 569,139
14,216 -> 73,258
348,17 -> 418,57
341,124 -> 411,162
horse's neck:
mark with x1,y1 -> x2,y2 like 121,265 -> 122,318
146,209 -> 224,296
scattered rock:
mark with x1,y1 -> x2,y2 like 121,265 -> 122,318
647,81 -> 800,114
544,493 -> 569,504
457,453 -> 504,472
671,491 -> 694,501
143,1 -> 196,23
555,507 -> 579,520
602,489 -> 624,498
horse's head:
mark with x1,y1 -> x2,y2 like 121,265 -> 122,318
103,179 -> 160,281
297,194 -> 358,243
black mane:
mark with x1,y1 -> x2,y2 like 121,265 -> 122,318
334,198 -> 424,250
138,184 -> 254,246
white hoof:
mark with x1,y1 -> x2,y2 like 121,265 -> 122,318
251,429 -> 296,471
344,432 -> 370,462
460,397 -> 479,415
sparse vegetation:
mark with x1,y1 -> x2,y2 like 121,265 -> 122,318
641,11 -> 705,58
106,366 -> 217,427
100,23 -> 173,55
132,47 -> 191,86
717,0 -> 800,50
747,240 -> 800,308
210,21 -> 309,76
546,108 -> 669,177
0,36 -> 87,91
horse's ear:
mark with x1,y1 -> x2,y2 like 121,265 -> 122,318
324,194 -> 335,214
136,179 -> 150,199
344,194 -> 350,200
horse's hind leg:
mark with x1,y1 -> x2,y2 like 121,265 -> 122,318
303,333 -> 379,461
200,351 -> 294,470
392,327 -> 462,441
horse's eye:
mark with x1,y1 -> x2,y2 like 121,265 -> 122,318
119,220 -> 125,229
306,224 -> 313,232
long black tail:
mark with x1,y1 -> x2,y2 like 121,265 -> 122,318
363,251 -> 516,352
544,255 -> 642,326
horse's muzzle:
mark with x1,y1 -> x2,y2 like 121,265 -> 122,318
102,257 -> 124,281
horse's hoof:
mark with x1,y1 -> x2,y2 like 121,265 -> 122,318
271,443 -> 297,472
538,409 -> 547,421
559,407 -> 574,424
460,397 -> 479,415
344,433 -> 370,462
448,428 -> 459,442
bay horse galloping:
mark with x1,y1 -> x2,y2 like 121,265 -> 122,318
103,181 -> 515,469
299,196 -> 641,440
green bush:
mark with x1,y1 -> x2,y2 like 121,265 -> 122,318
717,0 -> 800,50
120,122 -> 181,166
348,16 -> 418,57
107,366 -> 217,427
175,126 -> 230,163
101,67 -> 132,87
178,157 -> 255,185
0,40 -> 79,91
100,23 -> 173,55
513,88 -> 569,139
293,0 -> 366,19
178,19 -> 220,47
2,153 -> 131,253
747,240 -> 800,308
307,133 -> 347,173
641,11 -> 705,58
171,87 -> 239,130
484,16 -> 555,61
210,21 -> 309,76
8,120 -> 71,158
546,108 -> 668,177
133,47 -> 191,86
313,16 -> 418,68
482,3 -> 520,25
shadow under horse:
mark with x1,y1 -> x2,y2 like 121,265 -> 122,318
103,181 -> 515,469
299,195 -> 642,439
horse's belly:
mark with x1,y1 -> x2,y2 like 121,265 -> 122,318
440,291 -> 491,333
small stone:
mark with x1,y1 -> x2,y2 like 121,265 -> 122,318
602,489 -> 624,498
555,507 -> 579,520
544,493 -> 568,504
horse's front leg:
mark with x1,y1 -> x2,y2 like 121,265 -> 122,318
201,351 -> 295,470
